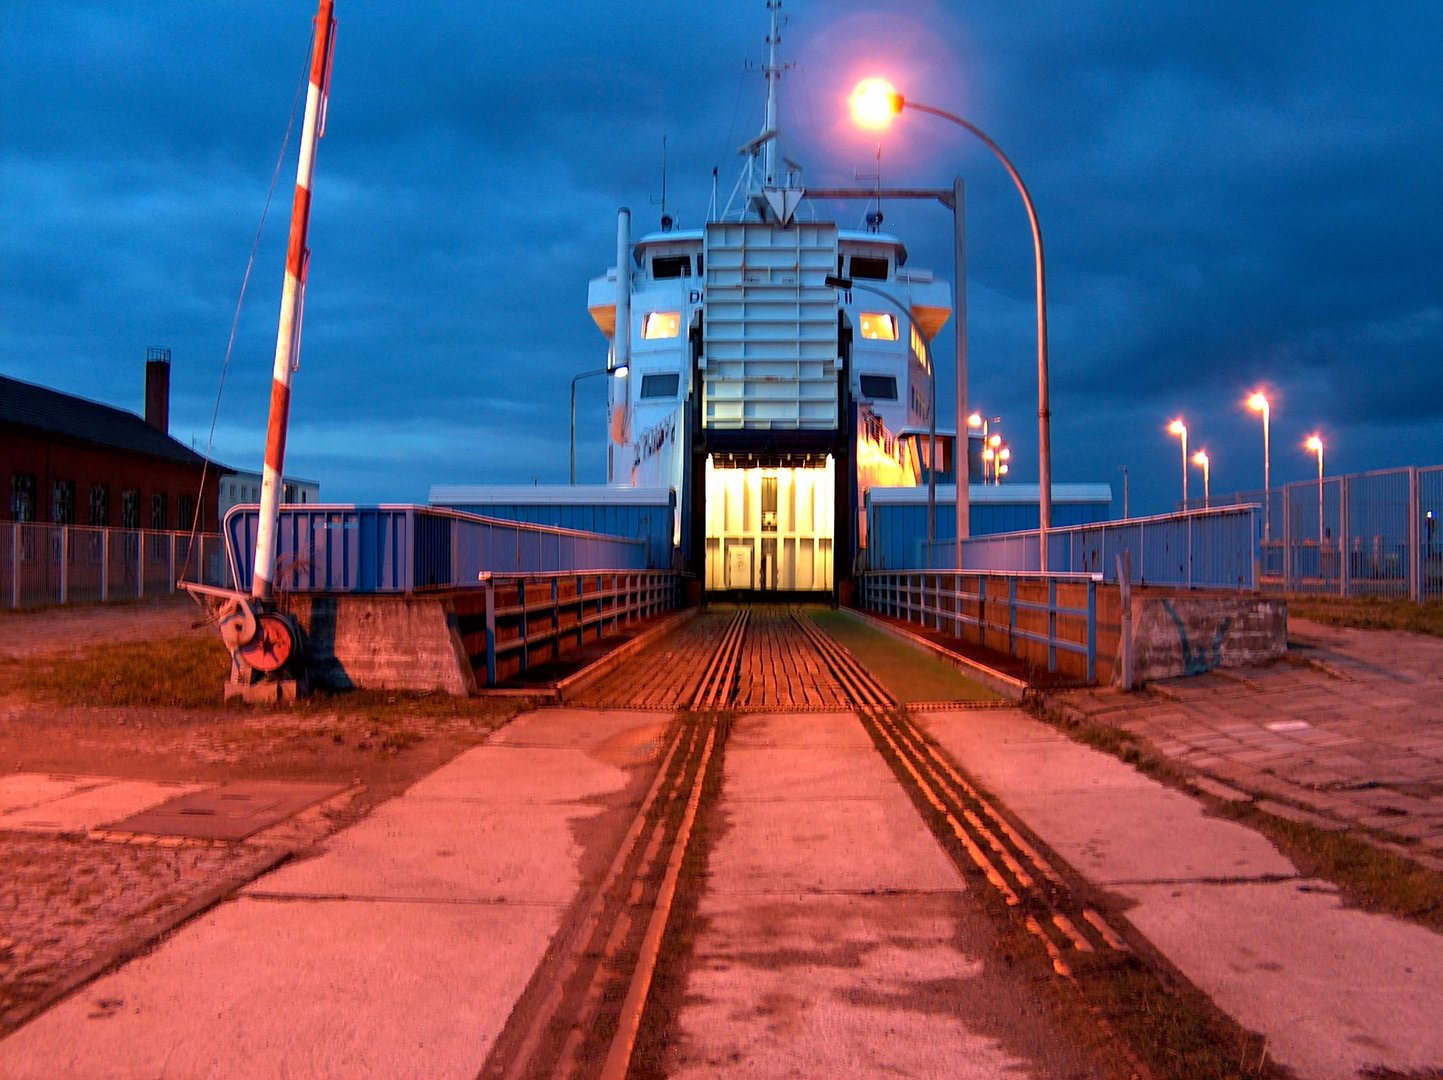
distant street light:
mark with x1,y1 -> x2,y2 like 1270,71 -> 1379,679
1306,434 -> 1325,545
851,77 -> 1051,572
1248,391 -> 1272,539
570,367 -> 612,484
1168,419 -> 1188,507
1192,449 -> 1211,508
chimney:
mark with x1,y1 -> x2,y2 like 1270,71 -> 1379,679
145,345 -> 171,433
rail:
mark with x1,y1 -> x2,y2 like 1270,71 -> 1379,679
2,522 -> 226,610
924,505 -> 1257,590
224,503 -> 650,594
474,569 -> 685,686
860,569 -> 1099,683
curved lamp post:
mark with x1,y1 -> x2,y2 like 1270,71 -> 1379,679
1168,419 -> 1188,507
850,77 -> 1051,571
570,367 -> 614,484
825,274 -> 938,544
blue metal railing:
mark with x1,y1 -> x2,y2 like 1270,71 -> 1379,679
922,505 -> 1258,590
475,570 -> 683,686
224,504 -> 649,594
860,569 -> 1099,683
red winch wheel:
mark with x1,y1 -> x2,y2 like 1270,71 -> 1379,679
237,612 -> 296,673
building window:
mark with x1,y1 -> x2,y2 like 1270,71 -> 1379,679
11,474 -> 35,522
640,372 -> 680,399
89,485 -> 110,527
859,374 -> 898,400
652,254 -> 692,279
151,493 -> 168,531
850,255 -> 889,281
52,480 -> 76,524
121,490 -> 140,529
178,494 -> 196,531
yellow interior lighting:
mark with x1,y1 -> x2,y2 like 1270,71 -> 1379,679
859,312 -> 898,341
642,311 -> 681,339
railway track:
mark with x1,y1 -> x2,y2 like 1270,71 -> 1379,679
487,605 -> 1129,1078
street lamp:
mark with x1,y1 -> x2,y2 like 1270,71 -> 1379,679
1192,449 -> 1210,508
852,77 -> 1051,572
1248,391 -> 1271,540
1306,434 -> 1324,545
570,367 -> 614,484
1168,419 -> 1188,507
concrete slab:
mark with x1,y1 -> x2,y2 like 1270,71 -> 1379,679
247,797 -> 605,904
1120,879 -> 1443,1079
919,709 -> 1296,884
0,773 -> 109,813
107,781 -> 345,840
668,892 -> 1063,1079
728,710 -> 874,750
485,707 -> 673,750
0,776 -> 204,833
0,895 -> 559,1080
405,745 -> 636,803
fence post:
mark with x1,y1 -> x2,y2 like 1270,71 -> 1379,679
483,576 -> 497,687
1116,552 -> 1133,691
1047,577 -> 1058,673
1339,476 -> 1350,598
1282,487 -> 1293,594
1085,577 -> 1097,684
10,524 -> 19,609
1409,466 -> 1422,603
101,529 -> 110,602
57,527 -> 69,606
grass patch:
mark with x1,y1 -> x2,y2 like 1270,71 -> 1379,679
3,635 -> 232,708
1288,595 -> 1443,637
1219,805 -> 1443,933
1037,702 -> 1443,934
809,607 -> 1002,703
3,634 -> 526,723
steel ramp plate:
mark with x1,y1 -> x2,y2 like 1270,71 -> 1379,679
104,782 -> 346,840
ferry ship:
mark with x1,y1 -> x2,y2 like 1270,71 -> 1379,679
584,1 -> 954,597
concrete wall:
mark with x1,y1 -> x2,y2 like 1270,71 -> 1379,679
1121,590 -> 1287,685
284,593 -> 476,696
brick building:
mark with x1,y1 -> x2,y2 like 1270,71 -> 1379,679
1,350 -> 222,533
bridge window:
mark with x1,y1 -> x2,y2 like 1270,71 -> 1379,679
652,255 -> 692,279
642,311 -> 681,339
641,372 -> 680,399
860,374 -> 898,400
850,255 -> 889,281
859,312 -> 898,341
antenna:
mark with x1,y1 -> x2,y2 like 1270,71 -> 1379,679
854,144 -> 884,231
651,136 -> 670,229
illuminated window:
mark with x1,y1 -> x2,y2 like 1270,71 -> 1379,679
859,312 -> 898,341
642,311 -> 681,339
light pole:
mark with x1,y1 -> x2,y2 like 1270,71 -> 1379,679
1119,465 -> 1129,519
1306,434 -> 1324,545
1192,449 -> 1210,508
1168,419 -> 1188,508
852,78 -> 1050,572
1248,391 -> 1271,540
570,367 -> 613,484
825,274 -> 937,543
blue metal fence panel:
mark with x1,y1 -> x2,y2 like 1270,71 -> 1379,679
225,504 -> 647,593
909,506 -> 1258,589
434,495 -> 675,570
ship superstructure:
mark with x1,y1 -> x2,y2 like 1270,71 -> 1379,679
586,1 -> 953,595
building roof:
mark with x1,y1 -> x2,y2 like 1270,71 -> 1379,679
0,373 -> 212,469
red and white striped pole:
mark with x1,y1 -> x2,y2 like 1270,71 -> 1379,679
253,0 -> 336,602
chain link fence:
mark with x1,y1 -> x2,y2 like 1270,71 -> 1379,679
2,523 -> 228,609
1208,464 -> 1442,601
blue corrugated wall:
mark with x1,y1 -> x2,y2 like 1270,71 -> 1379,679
866,498 -> 1114,571
443,500 -> 675,570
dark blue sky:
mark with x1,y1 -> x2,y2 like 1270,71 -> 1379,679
3,1 -> 1439,517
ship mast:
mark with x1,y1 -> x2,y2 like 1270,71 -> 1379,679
253,0 -> 336,601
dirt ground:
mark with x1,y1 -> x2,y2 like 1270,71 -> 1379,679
0,597 -> 525,1033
